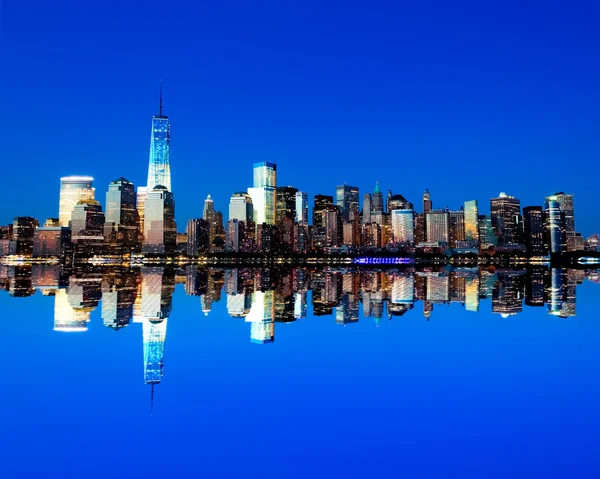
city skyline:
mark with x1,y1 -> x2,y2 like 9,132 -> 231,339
2,3 -> 600,235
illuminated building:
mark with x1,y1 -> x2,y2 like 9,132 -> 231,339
426,210 -> 449,244
248,162 -> 276,225
12,217 -> 39,255
478,215 -> 497,251
58,176 -> 94,227
490,192 -> 521,245
143,186 -> 176,255
147,82 -> 171,192
294,291 -> 307,319
362,194 -> 372,224
423,189 -> 432,212
372,182 -> 384,212
105,177 -> 139,249
388,194 -> 412,212
33,223 -> 71,257
276,186 -> 298,225
336,293 -> 359,324
226,219 -> 245,252
523,206 -> 545,255
544,198 -> 563,254
492,272 -> 523,316
464,200 -> 479,243
101,273 -> 136,330
70,200 -> 105,254
391,209 -> 414,243
229,192 -> 253,223
549,192 -> 574,233
448,210 -> 465,247
426,274 -> 449,302
295,191 -> 308,225
313,194 -> 334,227
136,186 -> 148,240
186,218 -> 210,256
336,184 -> 359,221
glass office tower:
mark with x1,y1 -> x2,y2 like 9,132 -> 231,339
59,176 -> 95,227
336,185 -> 359,221
248,162 -> 276,225
147,84 -> 171,192
464,200 -> 479,243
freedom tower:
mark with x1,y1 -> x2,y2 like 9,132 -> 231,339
147,81 -> 171,192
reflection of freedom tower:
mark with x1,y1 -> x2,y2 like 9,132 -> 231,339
139,267 -> 175,411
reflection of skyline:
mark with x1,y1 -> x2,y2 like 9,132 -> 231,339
0,264 -> 597,405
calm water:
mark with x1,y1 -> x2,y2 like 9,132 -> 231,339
0,264 -> 599,478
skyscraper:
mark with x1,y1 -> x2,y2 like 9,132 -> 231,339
186,218 -> 210,256
372,182 -> 384,212
362,194 -> 372,224
147,82 -> 172,192
336,184 -> 359,221
59,176 -> 95,227
448,210 -> 465,247
490,192 -> 521,244
423,189 -> 432,213
295,191 -> 308,225
523,206 -> 545,255
313,194 -> 334,227
276,186 -> 298,225
229,192 -> 253,223
549,192 -> 574,233
143,186 -> 176,254
136,186 -> 148,240
391,209 -> 414,243
105,177 -> 139,248
70,199 -> 105,254
544,198 -> 563,254
247,162 -> 276,225
426,210 -> 449,243
464,200 -> 479,243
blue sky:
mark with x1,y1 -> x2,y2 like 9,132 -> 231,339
1,1 -> 599,234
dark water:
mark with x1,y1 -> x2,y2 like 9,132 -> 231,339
0,264 -> 599,478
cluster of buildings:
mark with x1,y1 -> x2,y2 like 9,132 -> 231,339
1,88 -> 598,259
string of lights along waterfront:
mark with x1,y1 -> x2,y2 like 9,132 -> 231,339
0,86 -> 599,261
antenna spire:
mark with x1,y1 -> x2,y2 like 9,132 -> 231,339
159,80 -> 163,116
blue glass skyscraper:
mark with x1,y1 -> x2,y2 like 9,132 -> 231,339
147,82 -> 171,192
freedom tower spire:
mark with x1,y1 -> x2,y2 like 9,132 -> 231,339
147,80 -> 171,192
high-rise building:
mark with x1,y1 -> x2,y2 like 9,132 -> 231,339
388,194 -> 412,212
523,206 -> 545,255
105,177 -> 139,248
136,186 -> 148,240
464,200 -> 479,243
372,183 -> 384,212
362,194 -> 372,224
226,219 -> 245,252
391,209 -> 414,243
336,184 -> 359,221
143,186 -> 176,255
276,186 -> 298,225
12,217 -> 39,255
59,176 -> 95,227
147,82 -> 172,192
229,192 -> 253,223
70,199 -> 105,254
186,218 -> 210,256
448,210 -> 465,247
203,194 -> 216,249
548,192 -> 574,233
490,192 -> 521,244
295,191 -> 308,225
248,162 -> 276,225
426,210 -> 449,243
544,198 -> 563,254
478,215 -> 497,251
313,194 -> 334,227
33,222 -> 71,257
423,189 -> 432,213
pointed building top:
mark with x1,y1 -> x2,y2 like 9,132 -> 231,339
159,80 -> 163,116
374,182 -> 380,194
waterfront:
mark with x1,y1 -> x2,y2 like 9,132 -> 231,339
0,265 -> 599,477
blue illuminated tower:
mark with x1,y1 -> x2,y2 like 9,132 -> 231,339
147,81 -> 172,192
